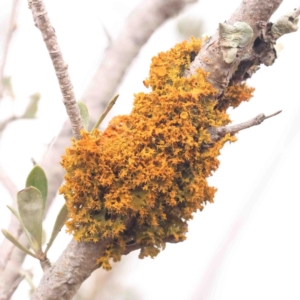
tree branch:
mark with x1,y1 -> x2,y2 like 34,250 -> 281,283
0,0 -> 19,100
186,0 -> 288,91
43,0 -> 194,212
208,110 -> 282,142
31,239 -> 111,300
33,105 -> 283,299
30,109 -> 282,299
30,0 -> 297,298
1,0 -> 194,298
28,0 -> 83,140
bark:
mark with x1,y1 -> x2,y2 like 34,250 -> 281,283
0,0 -> 194,298
186,0 -> 284,91
31,0 -> 297,298
31,239 -> 111,300
44,0 -> 195,222
29,0 -> 83,140
208,111 -> 282,142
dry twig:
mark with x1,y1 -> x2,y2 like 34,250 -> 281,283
208,111 -> 282,141
28,0 -> 83,139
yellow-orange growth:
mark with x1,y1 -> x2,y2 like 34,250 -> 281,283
60,38 -> 254,270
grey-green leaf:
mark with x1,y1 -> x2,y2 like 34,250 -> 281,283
1,229 -> 36,258
26,165 -> 48,205
17,187 -> 44,251
23,93 -> 40,119
92,94 -> 119,132
77,101 -> 89,130
45,204 -> 68,254
6,205 -> 33,245
2,76 -> 15,99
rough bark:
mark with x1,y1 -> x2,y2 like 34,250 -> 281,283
44,0 -> 195,223
186,0 -> 284,91
29,0 -> 83,140
30,0 -> 297,299
31,239 -> 111,300
0,0 -> 194,298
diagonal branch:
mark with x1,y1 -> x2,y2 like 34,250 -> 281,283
28,0 -> 83,140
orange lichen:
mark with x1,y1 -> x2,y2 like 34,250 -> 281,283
220,83 -> 255,110
60,38 -> 253,270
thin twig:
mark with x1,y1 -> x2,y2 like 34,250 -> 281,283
208,110 -> 282,141
28,0 -> 83,140
0,116 -> 18,132
91,94 -> 119,132
0,0 -> 19,99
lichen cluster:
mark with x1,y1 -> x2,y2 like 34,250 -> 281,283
60,38 -> 254,270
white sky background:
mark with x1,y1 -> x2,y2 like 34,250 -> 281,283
0,0 -> 300,299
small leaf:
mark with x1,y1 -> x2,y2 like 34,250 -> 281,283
45,204 -> 68,254
23,93 -> 40,119
17,187 -> 44,252
1,229 -> 36,258
26,165 -> 48,205
77,101 -> 89,130
2,76 -> 15,99
6,205 -> 33,244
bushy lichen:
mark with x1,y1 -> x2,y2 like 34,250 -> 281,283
59,38 -> 254,270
